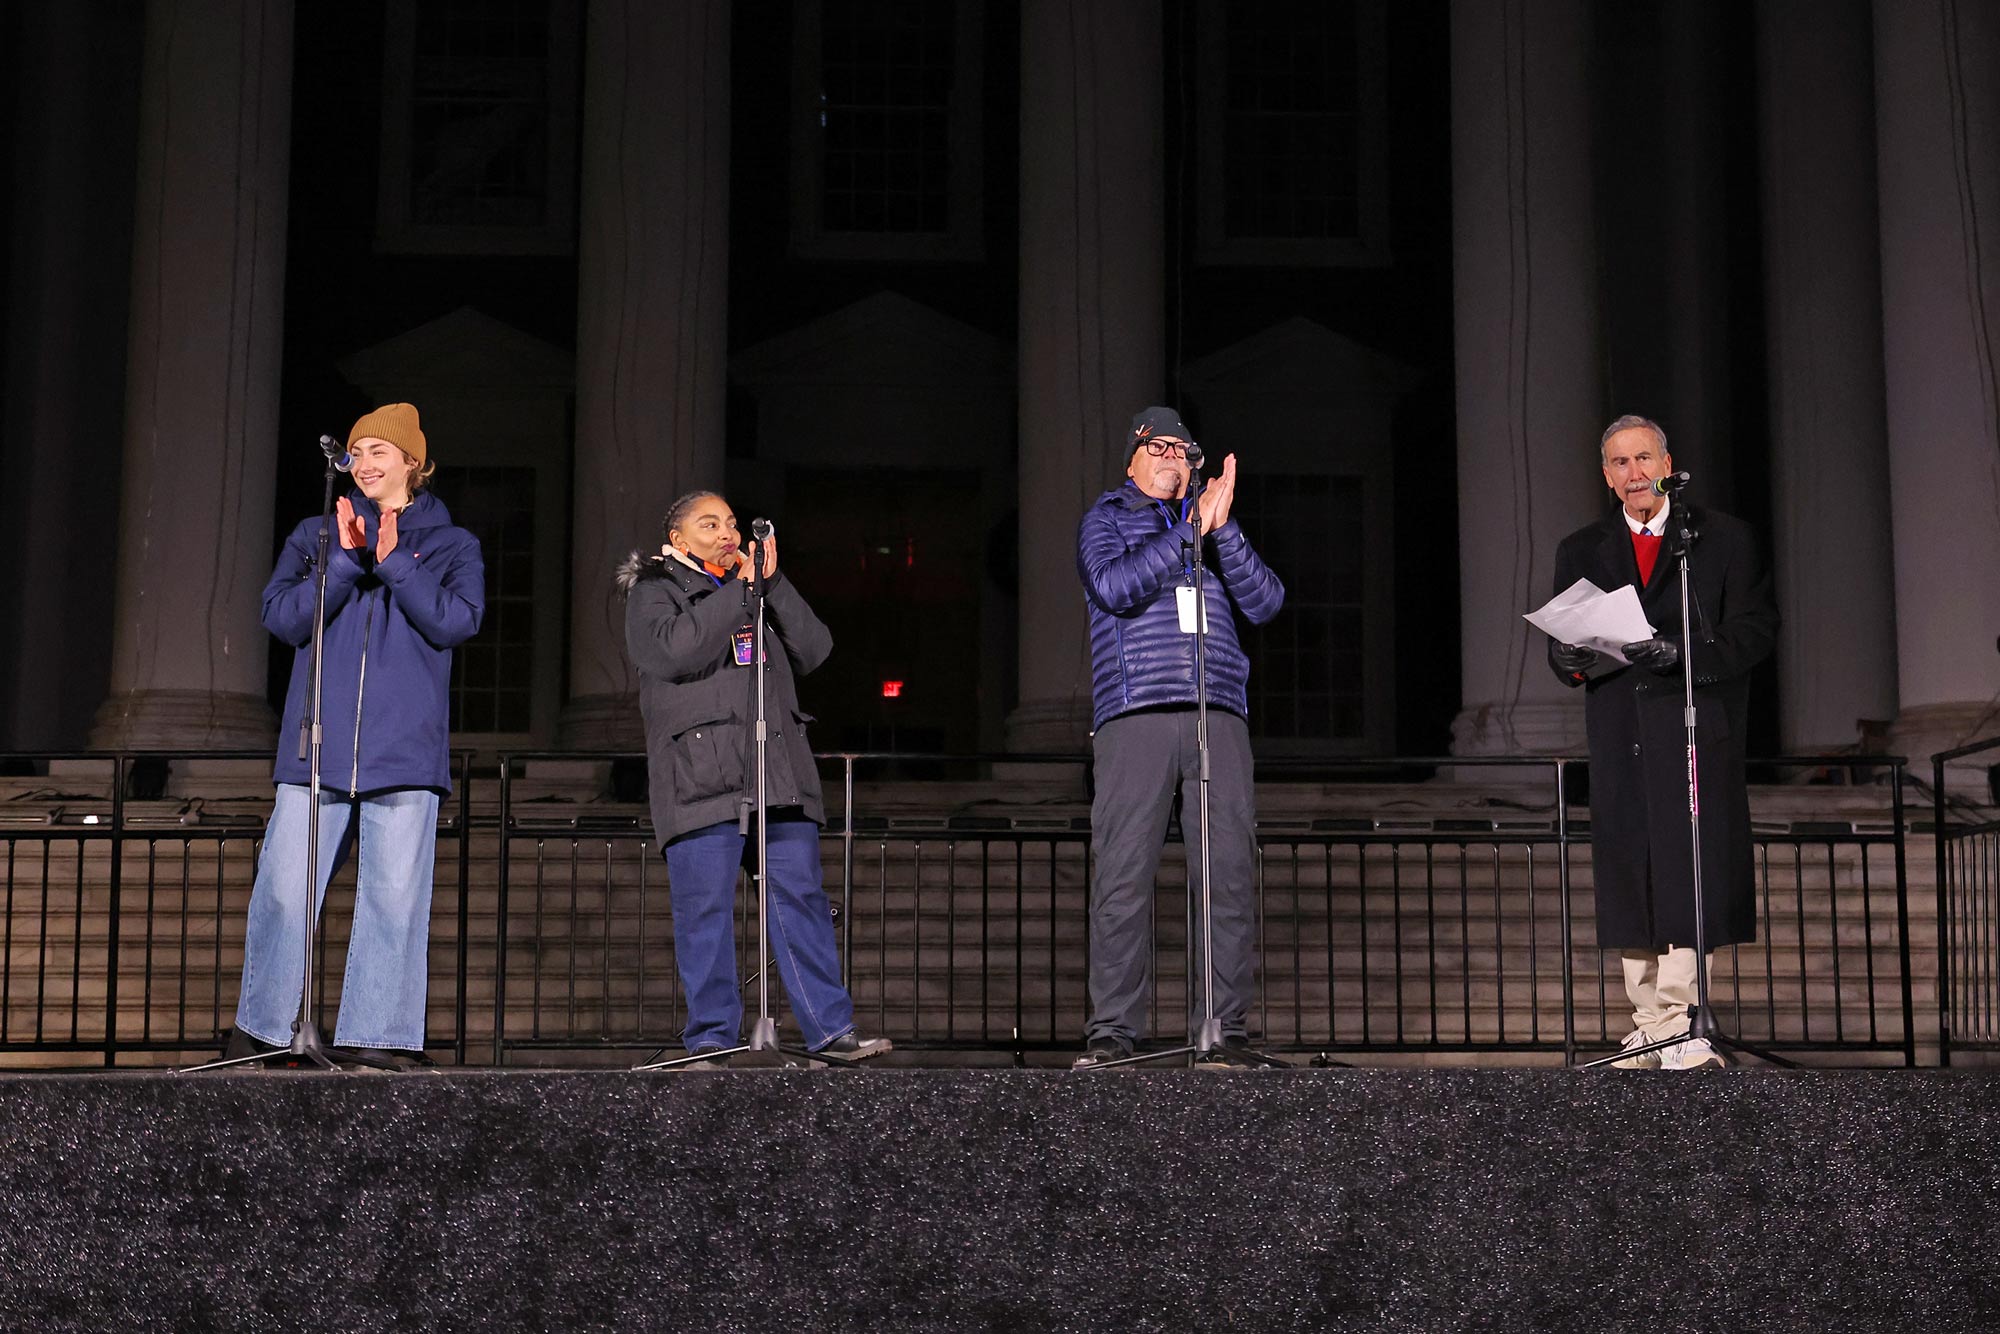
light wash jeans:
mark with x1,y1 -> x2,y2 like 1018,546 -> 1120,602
234,783 -> 440,1051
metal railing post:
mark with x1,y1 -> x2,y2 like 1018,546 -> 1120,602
1891,762 -> 1915,1067
1935,752 -> 1953,1067
104,754 -> 126,1067
842,756 -> 856,984
493,755 -> 513,1067
1555,758 -> 1576,1066
455,752 -> 472,1066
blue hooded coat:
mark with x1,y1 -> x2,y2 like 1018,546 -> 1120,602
264,489 -> 485,795
1077,482 -> 1285,730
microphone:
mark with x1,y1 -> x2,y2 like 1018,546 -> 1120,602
319,434 -> 352,474
1650,471 -> 1692,496
749,517 -> 774,542
1182,443 -> 1205,470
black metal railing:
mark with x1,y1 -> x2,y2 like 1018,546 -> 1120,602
0,747 -> 1920,1067
0,751 -> 472,1065
1934,736 -> 2000,1065
484,751 -> 1916,1066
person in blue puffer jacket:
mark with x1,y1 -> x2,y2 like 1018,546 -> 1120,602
1071,406 -> 1285,1069
228,403 -> 485,1067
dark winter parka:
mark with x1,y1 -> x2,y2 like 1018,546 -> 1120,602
265,489 -> 485,796
1077,482 -> 1286,730
620,551 -> 833,852
1548,502 -> 1778,951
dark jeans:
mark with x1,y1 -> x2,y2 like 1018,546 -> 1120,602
1085,708 -> 1257,1046
663,817 -> 856,1052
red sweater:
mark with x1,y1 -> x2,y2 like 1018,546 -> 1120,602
1632,529 -> 1663,586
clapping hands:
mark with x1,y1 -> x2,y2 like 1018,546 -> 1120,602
334,497 -> 399,563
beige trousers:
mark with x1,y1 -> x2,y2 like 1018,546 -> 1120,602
1620,946 -> 1705,1038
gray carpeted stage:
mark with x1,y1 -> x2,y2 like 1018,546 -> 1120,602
2,1068 -> 1996,1331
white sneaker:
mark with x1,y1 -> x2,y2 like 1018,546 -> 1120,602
1658,1035 -> 1728,1070
1610,1030 -> 1662,1069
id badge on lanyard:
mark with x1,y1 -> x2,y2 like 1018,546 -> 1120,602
1176,585 -> 1208,634
1157,496 -> 1204,634
731,625 -> 766,666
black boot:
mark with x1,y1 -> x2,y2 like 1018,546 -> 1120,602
223,1028 -> 283,1062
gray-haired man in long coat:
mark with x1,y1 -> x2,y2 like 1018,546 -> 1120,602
1548,416 -> 1778,1070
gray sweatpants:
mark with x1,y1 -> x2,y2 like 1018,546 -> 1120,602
1085,707 -> 1257,1045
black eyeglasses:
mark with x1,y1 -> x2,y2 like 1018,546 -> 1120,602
1139,441 -> 1189,459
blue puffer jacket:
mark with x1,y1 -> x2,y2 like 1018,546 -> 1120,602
1077,482 -> 1285,729
265,490 -> 485,795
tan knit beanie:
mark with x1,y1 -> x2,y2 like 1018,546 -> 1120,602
347,403 -> 427,466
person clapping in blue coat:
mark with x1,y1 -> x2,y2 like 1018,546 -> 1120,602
1071,406 -> 1284,1069
229,403 -> 484,1068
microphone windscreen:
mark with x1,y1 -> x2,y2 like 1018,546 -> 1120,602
1183,443 -> 1205,469
750,517 -> 774,541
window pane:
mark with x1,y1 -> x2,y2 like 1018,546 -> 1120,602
816,0 -> 957,235
409,0 -> 554,229
1221,1 -> 1363,241
1232,471 -> 1368,743
430,465 -> 539,734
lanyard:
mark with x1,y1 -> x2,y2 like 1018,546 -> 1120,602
1155,497 -> 1196,578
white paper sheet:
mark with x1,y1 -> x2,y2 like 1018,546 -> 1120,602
1524,578 -> 1656,666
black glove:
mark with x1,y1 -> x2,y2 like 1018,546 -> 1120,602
1550,642 -> 1597,675
1622,637 -> 1680,673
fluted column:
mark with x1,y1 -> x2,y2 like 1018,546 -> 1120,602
1873,0 -> 2000,784
561,0 -> 732,749
1758,0 -> 1898,753
90,0 -> 293,751
1008,0 -> 1165,752
1447,0 -> 1600,759
0,2 -> 139,749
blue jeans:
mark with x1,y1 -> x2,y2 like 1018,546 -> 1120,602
234,784 -> 439,1051
664,817 -> 855,1052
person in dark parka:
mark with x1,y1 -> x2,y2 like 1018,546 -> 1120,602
1548,415 -> 1778,1070
619,490 -> 889,1065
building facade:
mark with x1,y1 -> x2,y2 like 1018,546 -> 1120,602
2,0 -> 1997,780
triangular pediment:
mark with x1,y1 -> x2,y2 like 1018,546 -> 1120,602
337,306 -> 573,394
731,291 -> 1011,389
1179,318 -> 1421,396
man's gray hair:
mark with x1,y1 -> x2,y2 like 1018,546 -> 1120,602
1600,414 -> 1668,456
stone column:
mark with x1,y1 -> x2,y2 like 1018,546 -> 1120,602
1873,0 -> 2000,783
561,0 -> 732,749
1008,0 -> 1165,752
1757,0 -> 1898,754
0,2 -> 140,750
1447,0 -> 1601,759
90,0 -> 293,751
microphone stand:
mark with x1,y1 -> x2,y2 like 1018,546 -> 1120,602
1582,490 -> 1791,1071
1089,455 -> 1287,1071
637,532 -> 856,1071
186,441 -> 388,1073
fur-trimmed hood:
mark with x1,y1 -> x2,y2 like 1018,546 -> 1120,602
615,549 -> 666,594
616,546 -> 710,594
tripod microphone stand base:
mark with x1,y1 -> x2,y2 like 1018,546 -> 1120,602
1579,1006 -> 1796,1070
633,1015 -> 861,1071
179,1021 -> 398,1074
632,1019 -> 859,1072
1084,1018 -> 1293,1071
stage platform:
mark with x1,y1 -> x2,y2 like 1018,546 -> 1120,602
3,1068 -> 1998,1331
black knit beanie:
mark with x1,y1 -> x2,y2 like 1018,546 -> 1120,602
1129,406 -> 1192,457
